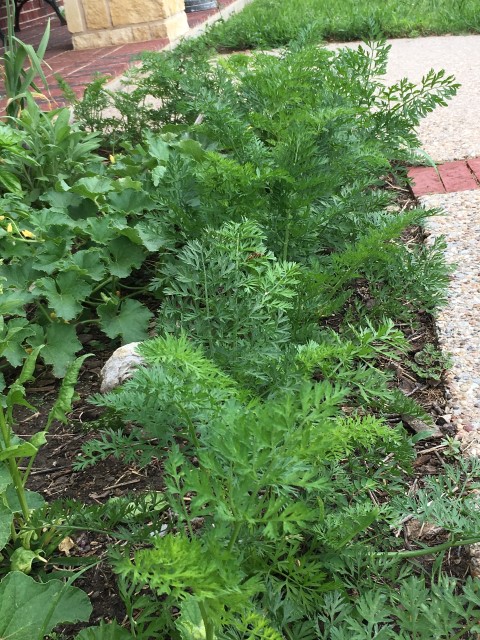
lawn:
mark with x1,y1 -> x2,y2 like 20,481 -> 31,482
207,0 -> 480,49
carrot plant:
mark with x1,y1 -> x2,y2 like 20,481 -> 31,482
1,39 -> 456,377
82,335 -> 480,640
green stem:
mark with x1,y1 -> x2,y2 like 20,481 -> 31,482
449,617 -> 480,640
90,276 -> 113,296
175,403 -> 200,450
227,521 -> 242,553
200,253 -> 213,354
22,456 -> 35,487
75,318 -> 101,326
8,458 -> 31,522
117,283 -> 150,292
0,405 -> 30,523
380,536 -> 480,560
0,404 -> 12,449
282,210 -> 291,262
37,302 -> 53,323
198,601 -> 215,640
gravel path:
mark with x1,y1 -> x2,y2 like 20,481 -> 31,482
329,35 -> 480,439
420,191 -> 480,437
382,36 -> 480,438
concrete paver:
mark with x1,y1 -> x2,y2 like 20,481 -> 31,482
383,36 -> 480,163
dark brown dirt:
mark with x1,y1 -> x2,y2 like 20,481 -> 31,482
11,351 -> 165,634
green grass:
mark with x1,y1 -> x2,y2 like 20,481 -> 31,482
208,0 -> 480,50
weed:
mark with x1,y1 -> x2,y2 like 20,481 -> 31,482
410,342 -> 452,382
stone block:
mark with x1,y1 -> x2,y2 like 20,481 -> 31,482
439,161 -> 478,192
83,0 -> 111,29
70,0 -> 188,49
131,24 -> 155,42
109,0 -> 184,26
110,26 -> 137,45
110,0 -> 163,26
131,23 -> 171,41
408,167 -> 445,197
73,29 -> 114,49
64,0 -> 85,33
162,0 -> 186,18
162,11 -> 189,40
467,158 -> 480,184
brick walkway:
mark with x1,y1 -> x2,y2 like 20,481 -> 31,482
408,159 -> 480,197
0,0 -> 236,111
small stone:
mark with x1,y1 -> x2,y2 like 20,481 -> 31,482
407,418 -> 442,438
100,342 -> 144,393
470,543 -> 480,578
405,519 -> 444,541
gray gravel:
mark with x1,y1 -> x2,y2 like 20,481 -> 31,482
385,36 -> 480,437
420,191 -> 480,436
329,36 -> 480,437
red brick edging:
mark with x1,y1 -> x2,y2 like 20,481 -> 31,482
408,159 -> 480,197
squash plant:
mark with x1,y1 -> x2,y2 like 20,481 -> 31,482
0,348 -> 89,574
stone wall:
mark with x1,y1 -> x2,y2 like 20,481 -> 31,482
64,0 -> 189,49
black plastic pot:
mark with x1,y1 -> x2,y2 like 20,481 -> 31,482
184,0 -> 218,12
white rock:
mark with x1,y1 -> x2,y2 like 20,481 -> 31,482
100,342 -> 144,393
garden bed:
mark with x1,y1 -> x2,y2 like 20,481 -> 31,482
3,23 -> 480,640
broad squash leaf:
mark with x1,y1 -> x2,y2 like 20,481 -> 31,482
0,571 -> 92,640
0,502 -> 13,552
106,237 -> 146,278
0,290 -> 33,316
6,485 -> 45,513
0,318 -> 40,367
146,134 -> 170,162
98,299 -> 153,344
9,548 -> 46,574
72,176 -> 113,199
31,323 -> 83,378
0,463 -> 12,492
85,218 -> 115,244
69,249 -> 107,282
0,442 -> 37,462
76,621 -> 133,639
108,189 -> 154,214
35,273 -> 93,321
